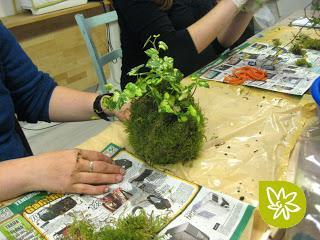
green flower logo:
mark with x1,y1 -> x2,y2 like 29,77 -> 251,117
259,181 -> 306,228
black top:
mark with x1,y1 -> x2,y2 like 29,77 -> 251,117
113,0 -> 226,89
114,0 -> 253,89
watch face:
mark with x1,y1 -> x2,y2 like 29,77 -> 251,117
94,94 -> 111,120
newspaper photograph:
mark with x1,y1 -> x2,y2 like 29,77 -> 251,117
160,187 -> 254,240
0,143 -> 254,240
199,42 -> 320,95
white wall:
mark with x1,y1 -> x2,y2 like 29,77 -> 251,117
0,0 -> 15,17
277,0 -> 312,19
252,0 -> 312,31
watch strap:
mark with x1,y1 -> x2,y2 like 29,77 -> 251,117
93,94 -> 112,121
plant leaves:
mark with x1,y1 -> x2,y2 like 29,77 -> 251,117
145,48 -> 159,58
158,41 -> 168,51
102,36 -> 208,125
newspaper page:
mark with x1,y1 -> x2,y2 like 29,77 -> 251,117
198,42 -> 320,95
0,143 -> 254,240
160,187 -> 254,240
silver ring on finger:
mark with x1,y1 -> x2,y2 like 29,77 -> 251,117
89,161 -> 94,172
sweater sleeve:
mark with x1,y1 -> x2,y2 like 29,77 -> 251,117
115,0 -> 223,75
0,24 -> 57,123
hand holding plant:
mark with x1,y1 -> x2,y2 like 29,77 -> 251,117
108,102 -> 131,122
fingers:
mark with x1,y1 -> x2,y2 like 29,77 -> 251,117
75,172 -> 124,184
72,184 -> 109,195
123,103 -> 131,118
116,103 -> 131,122
76,159 -> 125,174
77,149 -> 112,164
93,161 -> 125,174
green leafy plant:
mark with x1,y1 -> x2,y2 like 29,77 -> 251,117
103,35 -> 208,164
310,16 -> 320,26
104,36 -> 208,123
65,211 -> 167,240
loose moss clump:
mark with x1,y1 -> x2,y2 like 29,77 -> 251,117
65,211 -> 167,240
289,43 -> 306,56
126,96 -> 205,165
287,34 -> 319,67
296,34 -> 320,51
272,38 -> 282,48
295,58 -> 312,68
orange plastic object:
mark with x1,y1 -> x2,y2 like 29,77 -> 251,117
224,66 -> 268,85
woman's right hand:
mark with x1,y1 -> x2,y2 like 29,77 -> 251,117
231,0 -> 249,9
28,149 -> 125,195
241,0 -> 271,12
232,0 -> 270,12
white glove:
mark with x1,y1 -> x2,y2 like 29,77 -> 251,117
242,0 -> 270,13
231,0 -> 249,9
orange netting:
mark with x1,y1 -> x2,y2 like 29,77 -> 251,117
224,66 -> 268,85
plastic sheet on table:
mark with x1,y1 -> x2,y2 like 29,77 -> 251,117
78,81 -> 317,204
286,122 -> 320,240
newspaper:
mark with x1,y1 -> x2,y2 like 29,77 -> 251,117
0,143 -> 254,240
198,42 -> 320,95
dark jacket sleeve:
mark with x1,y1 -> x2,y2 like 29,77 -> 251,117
115,0 -> 225,75
0,24 -> 57,123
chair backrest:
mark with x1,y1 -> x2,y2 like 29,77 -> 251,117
75,11 -> 122,93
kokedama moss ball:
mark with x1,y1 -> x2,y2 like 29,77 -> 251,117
126,96 -> 205,165
104,38 -> 209,164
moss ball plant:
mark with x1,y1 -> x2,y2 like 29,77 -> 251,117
127,96 -> 205,164
103,35 -> 208,165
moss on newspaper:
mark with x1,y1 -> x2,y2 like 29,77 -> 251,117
103,36 -> 208,165
64,211 -> 167,240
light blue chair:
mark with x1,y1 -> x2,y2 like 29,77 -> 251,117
75,11 -> 122,93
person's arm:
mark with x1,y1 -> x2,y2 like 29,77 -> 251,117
187,0 -> 240,53
115,0 -> 258,75
48,86 -> 130,122
216,10 -> 254,48
1,24 -> 56,124
216,0 -> 271,47
117,0 -> 241,54
0,24 -> 129,123
0,149 -> 125,201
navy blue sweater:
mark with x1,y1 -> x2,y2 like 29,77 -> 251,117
0,24 -> 57,161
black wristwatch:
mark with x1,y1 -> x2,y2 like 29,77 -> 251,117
93,94 -> 112,121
